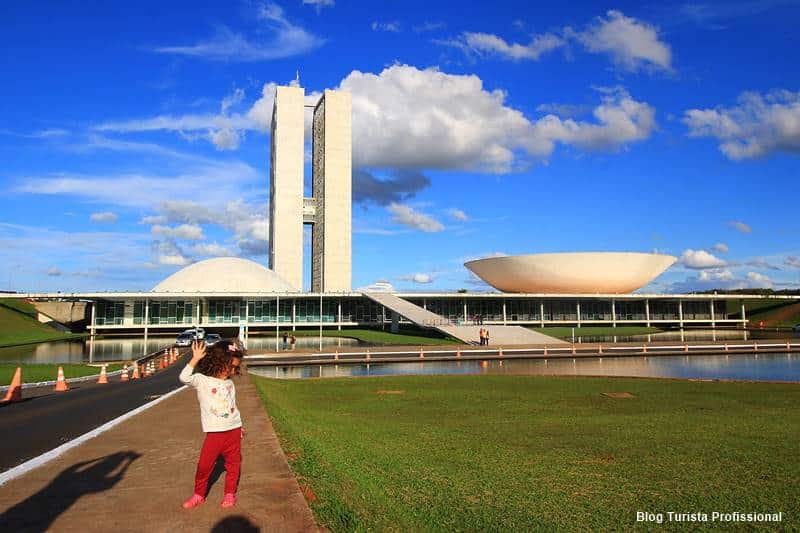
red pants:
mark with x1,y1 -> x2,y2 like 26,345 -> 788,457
194,427 -> 242,496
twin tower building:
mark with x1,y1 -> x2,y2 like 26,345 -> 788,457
268,86 -> 352,292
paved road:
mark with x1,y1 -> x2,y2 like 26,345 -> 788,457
0,355 -> 188,473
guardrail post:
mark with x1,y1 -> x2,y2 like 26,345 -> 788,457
334,350 -> 339,361
455,349 -> 461,358
419,347 -> 424,359
597,344 -> 602,355
366,349 -> 371,361
498,347 -> 503,357
642,344 -> 647,353
684,344 -> 689,353
571,344 -> 576,356
543,345 -> 548,356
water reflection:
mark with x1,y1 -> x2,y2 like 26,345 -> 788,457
250,353 -> 800,382
577,329 -> 797,344
244,336 -> 360,352
0,335 -> 359,364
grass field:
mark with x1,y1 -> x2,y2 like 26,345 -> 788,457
254,375 -> 799,531
0,299 -> 85,347
0,363 -> 124,386
531,326 -> 662,339
285,328 -> 461,346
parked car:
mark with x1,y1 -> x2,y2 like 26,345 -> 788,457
793,324 -> 800,333
204,333 -> 222,346
182,327 -> 206,340
175,332 -> 194,347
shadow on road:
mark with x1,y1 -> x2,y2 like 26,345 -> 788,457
211,515 -> 261,532
0,451 -> 141,532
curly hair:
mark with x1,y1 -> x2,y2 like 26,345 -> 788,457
195,338 -> 246,378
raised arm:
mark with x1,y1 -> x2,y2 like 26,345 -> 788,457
179,340 -> 206,385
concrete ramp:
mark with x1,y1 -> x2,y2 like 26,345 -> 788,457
363,292 -> 564,345
438,325 -> 567,345
363,292 -> 453,327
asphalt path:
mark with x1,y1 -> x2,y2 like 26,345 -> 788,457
0,355 -> 189,473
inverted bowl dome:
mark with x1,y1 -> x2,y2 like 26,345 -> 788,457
152,257 -> 297,293
465,252 -> 676,294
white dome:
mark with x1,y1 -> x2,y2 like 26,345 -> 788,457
152,257 -> 297,293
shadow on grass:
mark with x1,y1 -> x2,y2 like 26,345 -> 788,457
0,451 -> 141,532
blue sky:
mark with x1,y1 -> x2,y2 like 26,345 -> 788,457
1,0 -> 799,293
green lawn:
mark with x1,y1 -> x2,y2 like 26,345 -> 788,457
254,375 -> 799,531
0,363 -> 124,386
284,327 -> 461,346
0,299 -> 85,347
531,326 -> 662,339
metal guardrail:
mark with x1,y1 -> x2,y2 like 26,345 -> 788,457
244,341 -> 800,367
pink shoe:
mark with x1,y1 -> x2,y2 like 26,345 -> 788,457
221,493 -> 236,508
182,494 -> 205,509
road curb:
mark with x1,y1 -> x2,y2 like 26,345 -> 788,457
0,385 -> 187,487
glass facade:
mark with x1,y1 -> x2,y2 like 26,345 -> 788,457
579,300 -> 612,321
543,301 -> 578,321
148,300 -> 194,325
341,298 -> 382,323
615,300 -> 646,321
425,299 -> 463,322
650,301 -> 679,320
466,299 -> 503,321
95,301 -> 125,325
506,299 -> 541,321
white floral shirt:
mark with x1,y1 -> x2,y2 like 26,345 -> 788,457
179,365 -> 242,432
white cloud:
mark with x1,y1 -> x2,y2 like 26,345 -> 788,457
456,31 -> 565,60
400,273 -> 434,284
712,242 -> 729,254
680,249 -> 727,269
151,224 -> 205,241
15,160 -> 258,209
387,203 -> 444,232
190,242 -> 232,257
785,256 -> 800,269
371,21 -> 401,32
447,208 -> 468,221
684,90 -> 800,159
414,21 -> 444,33
729,220 -> 752,234
209,128 -> 241,150
159,254 -> 193,266
303,0 -> 334,11
746,271 -> 773,287
357,280 -> 395,292
90,211 -> 118,223
698,268 -> 734,281
151,3 -> 323,61
570,10 -> 672,72
46,267 -> 62,277
339,65 -> 655,172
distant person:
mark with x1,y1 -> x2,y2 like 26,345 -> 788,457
290,335 -> 297,350
282,332 -> 288,350
179,339 -> 245,510
485,329 -> 490,346
479,328 -> 485,346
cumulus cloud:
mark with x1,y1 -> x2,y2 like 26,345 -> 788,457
447,208 -> 468,221
680,249 -> 727,269
151,3 -> 324,61
90,211 -> 118,223
159,254 -> 193,266
209,128 -> 241,150
448,31 -> 565,61
387,203 -> 444,232
190,242 -> 232,257
684,90 -> 800,159
746,271 -> 773,287
729,220 -> 752,234
399,272 -> 434,284
151,224 -> 205,241
352,170 -> 430,205
569,10 -> 672,72
440,10 -> 671,72
46,267 -> 62,277
712,242 -> 729,254
371,21 -> 401,32
698,268 -> 734,281
340,65 -> 656,172
785,256 -> 800,269
745,258 -> 781,271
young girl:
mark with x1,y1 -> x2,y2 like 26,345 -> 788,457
179,339 -> 245,509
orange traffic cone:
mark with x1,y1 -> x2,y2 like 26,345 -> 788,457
2,367 -> 22,402
97,365 -> 108,384
132,365 -> 140,380
121,365 -> 129,381
54,366 -> 69,392
419,347 -> 424,359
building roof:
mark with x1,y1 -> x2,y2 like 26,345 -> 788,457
152,257 -> 297,293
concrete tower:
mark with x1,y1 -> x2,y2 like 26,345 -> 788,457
268,86 -> 305,291
269,86 -> 352,292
